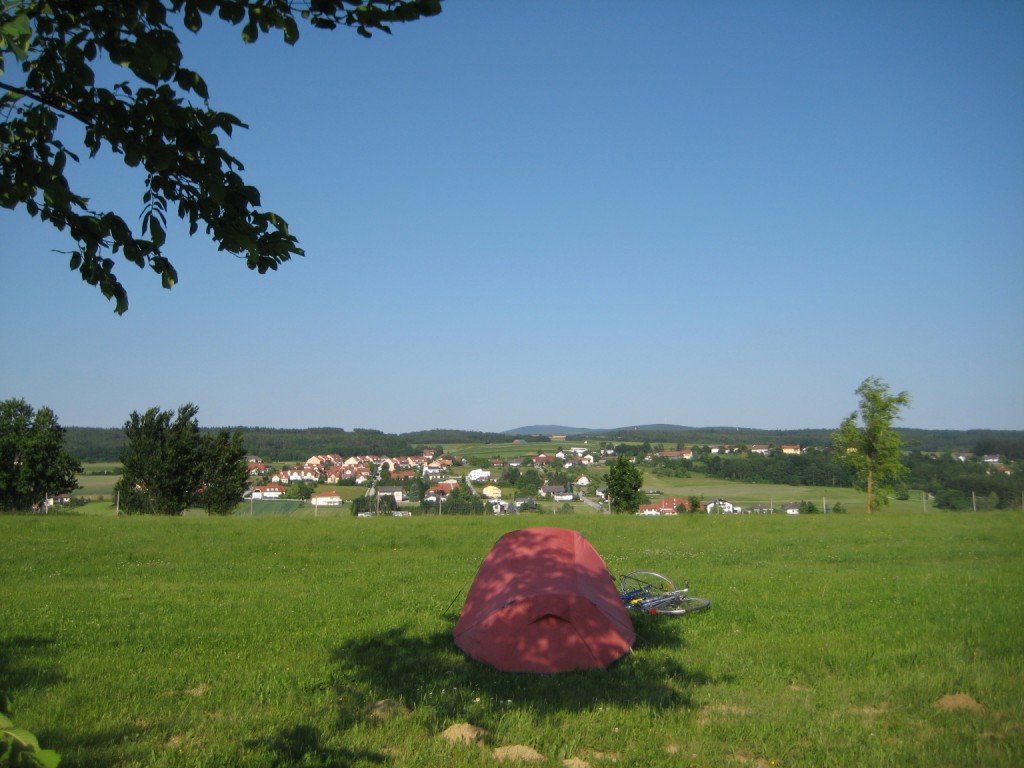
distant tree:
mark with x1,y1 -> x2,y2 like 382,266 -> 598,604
441,485 -> 485,515
352,494 -> 396,515
116,404 -> 204,515
0,398 -> 81,511
285,481 -> 314,501
832,377 -> 911,512
406,475 -> 429,503
545,468 -> 572,489
0,0 -> 442,312
606,455 -> 644,514
514,468 -> 543,497
934,488 -> 968,511
116,403 -> 245,515
196,428 -> 247,514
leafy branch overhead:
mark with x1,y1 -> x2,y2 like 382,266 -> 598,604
0,0 -> 443,313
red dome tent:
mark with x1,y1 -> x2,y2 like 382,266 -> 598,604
453,527 -> 636,673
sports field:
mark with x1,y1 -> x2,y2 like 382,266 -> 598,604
2,511 -> 1021,766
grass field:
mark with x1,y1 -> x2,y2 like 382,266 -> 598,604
2,511 -> 1022,767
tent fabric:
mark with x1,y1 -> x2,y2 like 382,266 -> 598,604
453,527 -> 636,673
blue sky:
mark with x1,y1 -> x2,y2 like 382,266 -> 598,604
2,0 -> 1022,433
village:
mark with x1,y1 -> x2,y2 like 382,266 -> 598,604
244,443 -> 819,516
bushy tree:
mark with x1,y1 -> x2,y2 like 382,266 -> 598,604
1,0 -> 442,312
352,494 -> 397,516
440,485 -> 485,515
832,377 -> 911,512
0,398 -> 81,511
197,427 -> 248,514
116,403 -> 246,514
513,468 -> 543,497
606,454 -> 644,514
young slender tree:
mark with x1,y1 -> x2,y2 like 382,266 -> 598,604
832,377 -> 911,512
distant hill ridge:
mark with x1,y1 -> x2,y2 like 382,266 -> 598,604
504,424 -> 772,435
64,424 -> 1024,463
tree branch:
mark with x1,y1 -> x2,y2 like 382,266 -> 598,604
0,80 -> 94,126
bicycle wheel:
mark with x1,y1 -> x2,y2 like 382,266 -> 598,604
648,595 -> 711,617
619,571 -> 677,601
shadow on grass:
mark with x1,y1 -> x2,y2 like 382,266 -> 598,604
329,619 -> 722,731
0,635 -> 64,709
246,725 -> 386,768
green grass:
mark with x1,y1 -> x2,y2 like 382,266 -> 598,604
2,512 -> 1022,767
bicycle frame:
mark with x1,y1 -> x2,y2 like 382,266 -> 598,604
618,570 -> 710,617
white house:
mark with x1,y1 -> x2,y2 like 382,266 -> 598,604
377,486 -> 405,503
311,491 -> 342,507
705,498 -> 738,514
253,483 -> 286,500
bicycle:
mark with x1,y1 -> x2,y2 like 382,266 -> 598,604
618,570 -> 711,617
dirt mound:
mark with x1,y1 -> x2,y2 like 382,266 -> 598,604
934,693 -> 983,712
441,723 -> 490,745
368,699 -> 409,720
493,744 -> 546,762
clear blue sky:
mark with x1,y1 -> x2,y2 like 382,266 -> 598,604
2,0 -> 1022,433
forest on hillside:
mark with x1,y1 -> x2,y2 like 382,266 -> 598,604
65,427 -> 418,463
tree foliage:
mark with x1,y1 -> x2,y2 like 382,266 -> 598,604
433,484 -> 485,515
352,493 -> 397,516
606,454 -> 644,514
196,426 -> 247,514
0,397 -> 81,511
115,403 -> 246,514
832,377 -> 911,512
0,0 -> 442,313
701,450 -> 852,487
903,451 -> 1024,510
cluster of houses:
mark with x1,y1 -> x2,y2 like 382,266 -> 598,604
649,444 -> 805,460
243,443 -> 830,514
954,453 -> 1012,474
636,497 -> 805,516
248,450 -> 455,506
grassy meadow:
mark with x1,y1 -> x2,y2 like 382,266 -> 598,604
3,509 -> 1022,767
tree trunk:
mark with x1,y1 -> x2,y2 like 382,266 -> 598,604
866,469 -> 874,513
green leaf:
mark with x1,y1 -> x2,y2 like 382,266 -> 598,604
1,13 -> 31,39
282,17 -> 299,45
183,4 -> 202,32
3,727 -> 42,749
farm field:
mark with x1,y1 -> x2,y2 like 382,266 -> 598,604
2,511 -> 1022,767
